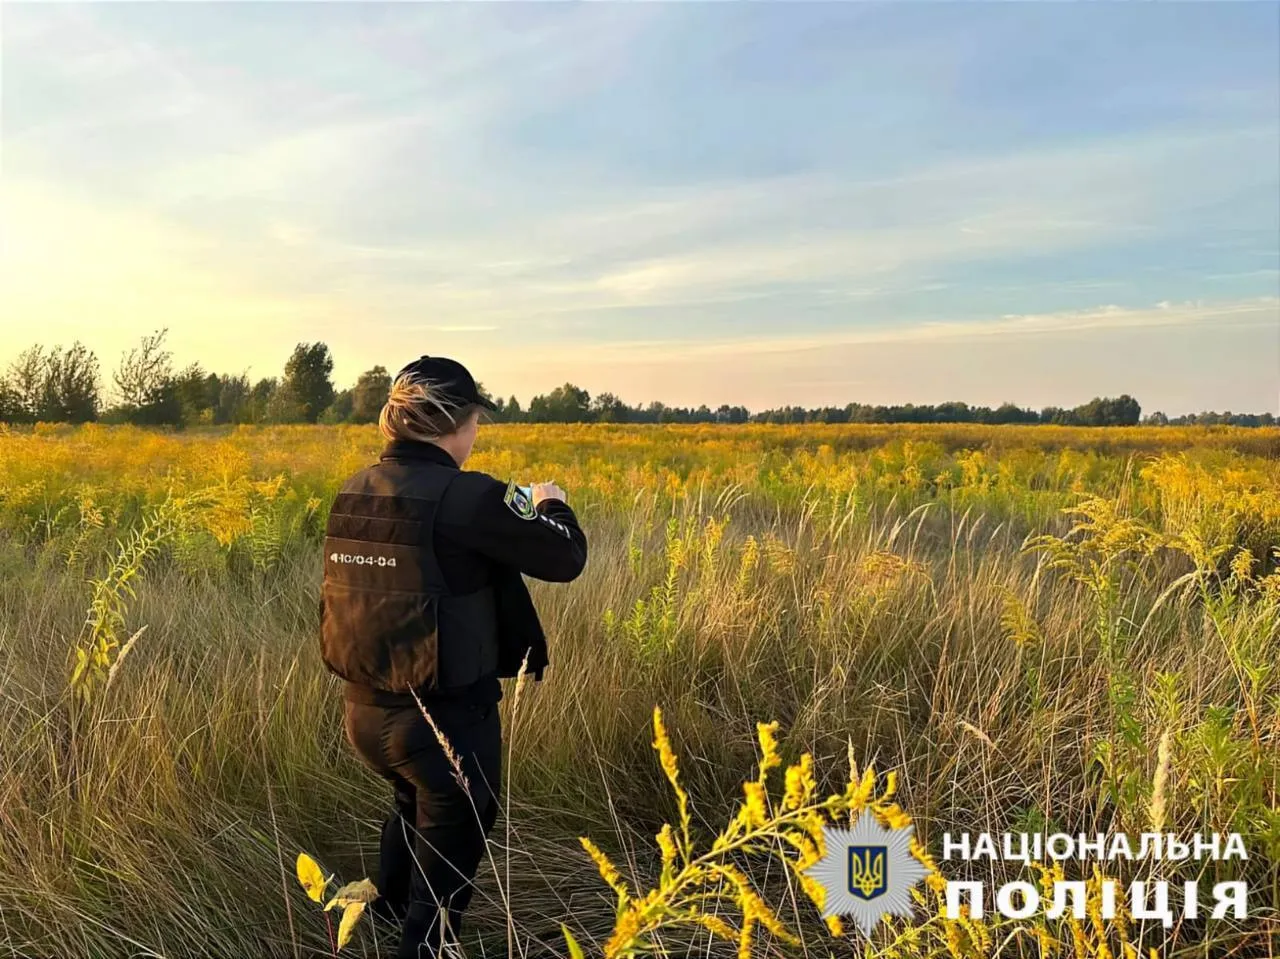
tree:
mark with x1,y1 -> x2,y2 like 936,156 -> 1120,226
350,366 -> 391,423
1110,394 -> 1142,426
247,377 -> 279,423
590,391 -> 629,423
934,401 -> 971,423
280,342 -> 335,423
0,342 -> 101,423
1073,394 -> 1141,427
991,402 -> 1036,425
216,373 -> 252,424
0,382 -> 18,422
114,329 -> 171,409
264,383 -> 305,424
528,383 -> 590,422
113,329 -> 179,424
4,346 -> 47,422
44,342 -> 101,422
321,389 -> 354,424
173,363 -> 218,426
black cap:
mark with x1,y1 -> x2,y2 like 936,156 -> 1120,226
396,355 -> 497,411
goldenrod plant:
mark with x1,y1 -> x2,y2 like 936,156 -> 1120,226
570,707 -> 941,958
70,495 -> 178,703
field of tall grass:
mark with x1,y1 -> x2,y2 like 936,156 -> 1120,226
0,422 -> 1277,958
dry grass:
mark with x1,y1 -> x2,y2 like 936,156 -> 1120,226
0,423 -> 1276,958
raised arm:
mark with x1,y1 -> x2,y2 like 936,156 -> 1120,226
437,472 -> 588,582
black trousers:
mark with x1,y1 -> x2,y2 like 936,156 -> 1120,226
344,696 -> 502,959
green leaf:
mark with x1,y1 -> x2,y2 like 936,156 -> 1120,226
562,924 -> 586,959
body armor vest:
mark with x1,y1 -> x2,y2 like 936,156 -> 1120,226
320,459 -> 500,693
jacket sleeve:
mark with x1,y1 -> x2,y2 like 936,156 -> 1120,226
437,471 -> 588,583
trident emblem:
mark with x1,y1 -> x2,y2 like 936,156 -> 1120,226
847,845 -> 887,900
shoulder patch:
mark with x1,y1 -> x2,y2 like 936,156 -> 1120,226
503,480 -> 537,520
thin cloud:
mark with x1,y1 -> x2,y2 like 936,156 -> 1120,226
516,297 -> 1280,363
397,325 -> 501,333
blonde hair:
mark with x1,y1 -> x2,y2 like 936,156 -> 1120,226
378,371 -> 481,443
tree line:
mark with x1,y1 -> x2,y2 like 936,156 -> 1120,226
0,331 -> 1274,428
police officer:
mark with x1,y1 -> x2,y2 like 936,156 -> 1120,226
319,356 -> 587,958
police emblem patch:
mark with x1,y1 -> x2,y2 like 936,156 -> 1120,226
503,480 -> 537,520
805,808 -> 931,937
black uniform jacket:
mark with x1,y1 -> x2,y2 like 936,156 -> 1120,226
355,439 -> 588,706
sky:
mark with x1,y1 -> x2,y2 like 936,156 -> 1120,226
2,2 -> 1278,416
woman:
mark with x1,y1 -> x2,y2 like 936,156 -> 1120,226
319,355 -> 588,958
